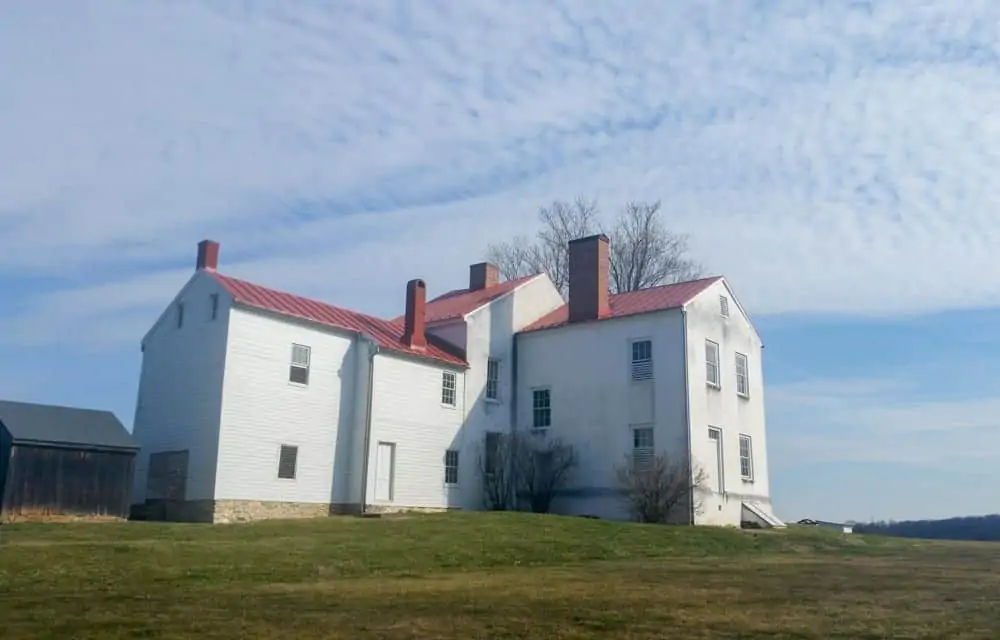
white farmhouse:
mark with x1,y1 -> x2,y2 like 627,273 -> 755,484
131,235 -> 782,527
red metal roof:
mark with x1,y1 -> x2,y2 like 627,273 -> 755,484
210,273 -> 467,367
391,274 -> 538,325
521,276 -> 723,332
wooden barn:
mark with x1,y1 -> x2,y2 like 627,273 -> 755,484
0,399 -> 138,521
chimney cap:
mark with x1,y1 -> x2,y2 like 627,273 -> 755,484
568,233 -> 610,246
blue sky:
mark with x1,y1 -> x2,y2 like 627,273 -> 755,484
2,1 -> 999,524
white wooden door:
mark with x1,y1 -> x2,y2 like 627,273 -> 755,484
707,428 -> 724,494
374,442 -> 395,502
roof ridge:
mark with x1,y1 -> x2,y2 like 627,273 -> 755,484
610,275 -> 723,297
214,272 -> 395,325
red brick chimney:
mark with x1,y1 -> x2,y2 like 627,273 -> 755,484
196,239 -> 220,271
567,234 -> 610,323
469,262 -> 499,291
402,278 -> 427,350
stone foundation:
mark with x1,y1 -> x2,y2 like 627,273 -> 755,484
140,499 -> 453,523
212,499 -> 330,524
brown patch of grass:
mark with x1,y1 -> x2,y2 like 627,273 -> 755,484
1,512 -> 999,638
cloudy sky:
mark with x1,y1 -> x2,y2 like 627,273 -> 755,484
2,1 -> 999,523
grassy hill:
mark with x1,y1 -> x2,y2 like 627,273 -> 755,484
1,512 -> 998,638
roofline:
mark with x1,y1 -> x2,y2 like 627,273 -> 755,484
231,302 -> 469,369
10,439 -> 139,453
457,273 -> 545,321
140,270 -> 208,346
517,306 -> 683,335
687,276 -> 762,343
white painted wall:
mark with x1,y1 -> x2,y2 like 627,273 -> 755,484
440,275 -> 564,509
131,272 -> 230,503
364,353 -> 466,510
515,309 -> 689,521
684,279 -> 772,526
216,307 -> 361,507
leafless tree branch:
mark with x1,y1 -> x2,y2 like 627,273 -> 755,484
485,197 -> 701,296
479,431 -> 578,513
614,451 -> 708,524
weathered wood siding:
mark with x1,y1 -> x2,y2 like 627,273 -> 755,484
1,444 -> 136,520
0,426 -> 11,506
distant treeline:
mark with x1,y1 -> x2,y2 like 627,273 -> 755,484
854,514 -> 1000,542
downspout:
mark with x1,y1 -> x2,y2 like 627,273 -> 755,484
681,307 -> 694,525
358,335 -> 380,515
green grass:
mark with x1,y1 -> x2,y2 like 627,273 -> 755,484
1,512 -> 999,638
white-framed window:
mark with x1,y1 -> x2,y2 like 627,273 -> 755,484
484,432 -> 501,475
444,449 -> 459,484
485,358 -> 500,401
739,434 -> 754,480
532,388 -> 551,429
708,427 -> 724,493
210,293 -> 220,320
705,339 -> 720,387
720,295 -> 730,318
630,339 -> 653,381
632,426 -> 654,471
735,352 -> 749,397
441,371 -> 457,406
176,302 -> 185,329
277,444 -> 298,479
289,344 -> 311,385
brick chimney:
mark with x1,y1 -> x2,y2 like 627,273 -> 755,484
402,278 -> 427,350
567,234 -> 610,323
469,262 -> 499,291
196,239 -> 220,271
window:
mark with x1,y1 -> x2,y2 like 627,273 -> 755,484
632,426 -> 654,471
485,358 -> 500,400
735,352 -> 749,397
210,293 -> 220,320
444,449 -> 459,484
532,389 -> 551,429
705,340 -> 720,387
441,371 -> 457,406
289,344 -> 311,385
708,427 -> 724,493
176,302 -> 185,328
720,295 -> 730,317
484,432 -> 501,474
739,434 -> 754,480
278,445 -> 298,479
630,339 -> 653,381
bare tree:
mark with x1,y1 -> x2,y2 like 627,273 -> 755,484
479,432 -> 520,511
478,431 -> 578,513
615,451 -> 709,524
513,436 -> 577,513
486,197 -> 701,297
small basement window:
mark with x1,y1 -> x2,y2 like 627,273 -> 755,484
289,344 -> 311,385
441,371 -> 457,406
278,445 -> 298,479
632,426 -> 654,471
444,449 -> 459,484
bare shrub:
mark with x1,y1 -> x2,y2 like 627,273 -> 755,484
479,431 -> 578,513
615,452 -> 708,524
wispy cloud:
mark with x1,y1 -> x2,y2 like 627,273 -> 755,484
2,1 -> 1000,346
768,375 -> 1000,467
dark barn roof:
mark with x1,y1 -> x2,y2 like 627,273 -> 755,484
0,400 -> 137,452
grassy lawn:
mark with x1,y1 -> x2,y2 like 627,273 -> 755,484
1,512 -> 999,639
